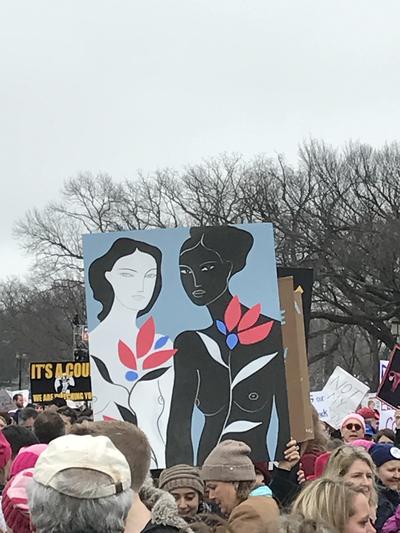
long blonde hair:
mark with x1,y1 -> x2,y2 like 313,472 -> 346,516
291,478 -> 367,532
323,445 -> 377,509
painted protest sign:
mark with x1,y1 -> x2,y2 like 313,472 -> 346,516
30,362 -> 92,403
322,366 -> 369,429
279,276 -> 313,442
377,347 -> 400,410
376,360 -> 395,429
83,223 -> 290,467
310,391 -> 330,422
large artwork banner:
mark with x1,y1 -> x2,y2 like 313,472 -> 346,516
83,223 -> 290,468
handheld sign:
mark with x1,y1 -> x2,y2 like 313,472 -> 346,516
30,362 -> 92,403
322,366 -> 369,429
279,276 -> 313,442
310,391 -> 330,422
377,346 -> 400,410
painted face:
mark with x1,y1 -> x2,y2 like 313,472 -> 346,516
343,460 -> 374,497
179,242 -> 232,306
206,481 -> 238,515
170,488 -> 200,517
378,460 -> 400,491
344,493 -> 374,533
105,250 -> 157,313
341,419 -> 364,443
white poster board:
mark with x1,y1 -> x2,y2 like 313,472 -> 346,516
322,367 -> 369,429
310,390 -> 330,422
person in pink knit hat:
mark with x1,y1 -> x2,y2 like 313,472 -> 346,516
9,443 -> 47,479
1,468 -> 34,533
340,413 -> 366,443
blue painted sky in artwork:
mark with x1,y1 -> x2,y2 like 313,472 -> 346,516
83,223 -> 281,336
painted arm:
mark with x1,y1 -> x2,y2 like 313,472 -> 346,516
166,332 -> 198,466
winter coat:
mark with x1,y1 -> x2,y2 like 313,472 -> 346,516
375,481 -> 400,532
217,495 -> 279,533
139,475 -> 191,532
381,502 -> 400,533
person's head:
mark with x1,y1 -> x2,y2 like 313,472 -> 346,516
57,406 -> 78,432
374,429 -> 395,444
1,468 -> 34,533
28,434 -> 132,533
159,464 -> 205,517
33,411 -> 65,444
89,238 -> 162,322
179,226 -> 253,306
19,407 -> 38,429
278,514 -> 338,533
304,405 -> 329,454
357,408 -> 379,432
70,420 -> 151,492
13,393 -> 24,409
323,446 -> 376,500
35,403 -> 44,413
291,479 -> 373,533
2,425 -> 39,459
253,461 -> 270,486
369,443 -> 400,491
200,439 -> 256,515
340,414 -> 366,443
10,443 -> 47,478
0,429 -> 12,485
0,414 -> 7,430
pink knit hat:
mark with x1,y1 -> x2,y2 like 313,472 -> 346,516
10,443 -> 47,478
350,439 -> 375,451
1,468 -> 34,533
340,413 -> 366,432
0,429 -> 12,469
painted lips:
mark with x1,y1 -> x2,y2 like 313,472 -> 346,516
192,289 -> 206,297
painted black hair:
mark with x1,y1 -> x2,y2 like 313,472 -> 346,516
88,238 -> 162,322
180,225 -> 254,276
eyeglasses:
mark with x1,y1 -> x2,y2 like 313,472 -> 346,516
345,423 -> 362,431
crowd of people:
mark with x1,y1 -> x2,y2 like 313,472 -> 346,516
1,393 -> 400,532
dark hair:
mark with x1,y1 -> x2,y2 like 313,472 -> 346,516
13,393 -> 23,402
375,428 -> 395,443
19,407 -> 38,423
57,406 -> 78,423
0,411 -> 11,425
180,226 -> 254,276
70,420 -> 151,492
89,238 -> 162,322
2,425 -> 39,458
33,411 -> 66,444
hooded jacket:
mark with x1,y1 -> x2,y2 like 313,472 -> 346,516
375,480 -> 400,532
139,476 -> 192,533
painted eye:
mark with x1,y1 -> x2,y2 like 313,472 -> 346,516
120,272 -> 135,278
145,272 -> 157,279
180,267 -> 190,275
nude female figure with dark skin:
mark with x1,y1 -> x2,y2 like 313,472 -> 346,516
166,226 -> 290,466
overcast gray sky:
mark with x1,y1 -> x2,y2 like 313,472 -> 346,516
1,0 -> 399,281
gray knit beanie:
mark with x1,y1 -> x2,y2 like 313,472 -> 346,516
159,464 -> 205,496
200,440 -> 256,482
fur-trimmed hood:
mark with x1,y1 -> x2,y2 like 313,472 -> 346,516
140,475 -> 192,532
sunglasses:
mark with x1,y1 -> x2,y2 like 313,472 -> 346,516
345,423 -> 362,431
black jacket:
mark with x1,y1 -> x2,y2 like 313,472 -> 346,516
375,481 -> 400,532
142,522 -> 179,533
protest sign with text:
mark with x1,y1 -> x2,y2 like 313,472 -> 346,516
310,391 -> 330,422
30,361 -> 92,403
322,366 -> 369,429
